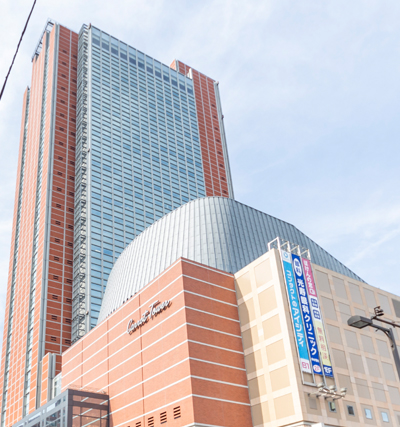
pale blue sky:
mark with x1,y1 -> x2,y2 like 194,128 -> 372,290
0,0 -> 399,351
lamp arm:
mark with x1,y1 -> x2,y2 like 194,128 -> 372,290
372,317 -> 400,329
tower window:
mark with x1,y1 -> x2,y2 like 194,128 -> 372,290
347,405 -> 355,416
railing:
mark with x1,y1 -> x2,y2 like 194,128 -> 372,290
72,25 -> 89,343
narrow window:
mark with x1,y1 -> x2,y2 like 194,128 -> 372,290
365,408 -> 373,420
328,401 -> 336,413
381,411 -> 389,423
347,405 -> 355,416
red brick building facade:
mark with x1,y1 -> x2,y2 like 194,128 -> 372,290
171,60 -> 233,198
62,258 -> 252,426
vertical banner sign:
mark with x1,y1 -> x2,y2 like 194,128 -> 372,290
302,258 -> 334,377
281,250 -> 311,374
291,254 -> 322,375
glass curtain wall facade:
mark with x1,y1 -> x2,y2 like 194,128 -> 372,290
11,389 -> 109,427
73,24 -> 230,339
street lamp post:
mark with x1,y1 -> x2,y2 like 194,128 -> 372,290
348,307 -> 400,381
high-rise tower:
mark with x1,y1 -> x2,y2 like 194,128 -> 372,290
0,20 -> 233,426
73,25 -> 233,340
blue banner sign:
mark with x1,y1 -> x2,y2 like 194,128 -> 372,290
281,250 -> 311,374
292,254 -> 322,375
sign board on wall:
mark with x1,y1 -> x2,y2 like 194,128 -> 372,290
127,299 -> 171,335
292,254 -> 322,375
302,258 -> 333,377
281,250 -> 312,374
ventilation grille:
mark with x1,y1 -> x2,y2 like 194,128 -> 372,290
173,406 -> 181,419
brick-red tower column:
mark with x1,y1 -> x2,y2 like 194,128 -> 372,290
0,23 -> 78,425
171,60 -> 234,198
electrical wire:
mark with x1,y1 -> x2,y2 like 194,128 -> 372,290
0,0 -> 37,102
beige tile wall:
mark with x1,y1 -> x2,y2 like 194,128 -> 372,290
315,260 -> 400,427
235,248 -> 400,427
235,250 -> 303,427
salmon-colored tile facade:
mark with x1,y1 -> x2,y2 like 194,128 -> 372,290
171,60 -> 231,198
0,24 -> 77,426
39,353 -> 50,407
62,258 -> 252,426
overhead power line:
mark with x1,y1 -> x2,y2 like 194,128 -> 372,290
0,0 -> 38,102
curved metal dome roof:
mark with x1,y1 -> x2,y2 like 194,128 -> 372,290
98,197 -> 362,322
